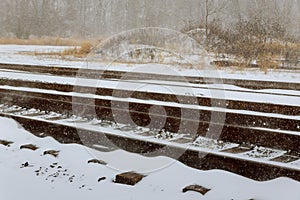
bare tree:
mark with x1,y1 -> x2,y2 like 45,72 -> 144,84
0,0 -> 299,42
204,0 -> 228,48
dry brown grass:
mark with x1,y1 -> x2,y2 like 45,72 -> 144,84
257,53 -> 280,74
0,37 -> 84,46
33,41 -> 94,58
77,42 -> 93,54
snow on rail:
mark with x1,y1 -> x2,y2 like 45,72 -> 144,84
0,70 -> 300,107
1,85 -> 300,124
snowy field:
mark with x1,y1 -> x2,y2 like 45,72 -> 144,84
1,117 -> 300,200
0,44 -> 300,83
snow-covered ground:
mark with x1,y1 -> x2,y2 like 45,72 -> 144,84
0,44 -> 300,83
1,45 -> 300,199
1,117 -> 300,200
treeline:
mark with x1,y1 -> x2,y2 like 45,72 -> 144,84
0,0 -> 299,41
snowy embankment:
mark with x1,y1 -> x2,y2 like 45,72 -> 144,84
0,117 -> 300,200
0,44 -> 300,84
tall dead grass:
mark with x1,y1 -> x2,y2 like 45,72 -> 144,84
33,41 -> 94,58
0,37 -> 99,46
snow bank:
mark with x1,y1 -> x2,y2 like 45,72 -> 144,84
0,44 -> 300,83
0,117 -> 299,200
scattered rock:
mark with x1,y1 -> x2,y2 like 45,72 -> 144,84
98,177 -> 106,182
34,167 -> 42,175
50,172 -> 59,178
20,144 -> 38,151
114,171 -> 144,186
0,139 -> 13,147
44,150 -> 60,157
20,162 -> 33,168
35,167 -> 42,173
69,175 -> 75,183
182,185 -> 211,195
79,185 -> 85,189
87,159 -> 107,165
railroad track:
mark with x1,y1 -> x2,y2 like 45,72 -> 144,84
0,86 -> 299,150
0,63 -> 299,181
0,104 -> 299,182
0,62 -> 299,90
